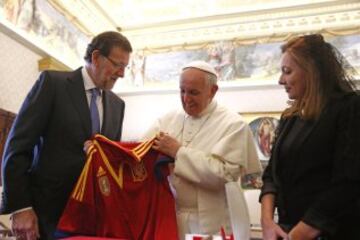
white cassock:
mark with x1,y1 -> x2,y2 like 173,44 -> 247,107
142,100 -> 261,240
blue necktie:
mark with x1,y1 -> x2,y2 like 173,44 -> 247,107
90,88 -> 100,134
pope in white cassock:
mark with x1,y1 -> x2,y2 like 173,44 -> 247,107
142,61 -> 261,239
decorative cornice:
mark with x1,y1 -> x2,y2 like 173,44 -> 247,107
40,1 -> 360,51
47,0 -> 116,35
124,6 -> 360,50
123,1 -> 360,32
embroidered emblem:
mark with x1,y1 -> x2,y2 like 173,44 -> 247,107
98,175 -> 111,196
131,162 -> 147,182
97,166 -> 106,177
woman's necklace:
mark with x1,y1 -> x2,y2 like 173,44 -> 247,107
177,107 -> 216,147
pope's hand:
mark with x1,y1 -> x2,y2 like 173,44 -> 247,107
153,132 -> 181,158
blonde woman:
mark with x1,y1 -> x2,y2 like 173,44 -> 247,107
260,34 -> 360,240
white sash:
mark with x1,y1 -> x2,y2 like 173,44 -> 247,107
225,181 -> 250,240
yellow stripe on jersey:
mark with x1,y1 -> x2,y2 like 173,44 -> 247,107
95,140 -> 124,189
72,147 -> 96,201
132,139 -> 154,161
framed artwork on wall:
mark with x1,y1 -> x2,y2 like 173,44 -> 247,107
240,112 -> 281,189
249,116 -> 280,161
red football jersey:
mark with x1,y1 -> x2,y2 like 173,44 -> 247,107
61,237 -> 126,240
57,135 -> 178,240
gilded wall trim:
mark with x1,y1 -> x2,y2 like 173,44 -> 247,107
38,57 -> 72,71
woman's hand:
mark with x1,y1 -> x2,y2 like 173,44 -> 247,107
262,218 -> 289,240
261,194 -> 288,240
288,221 -> 320,240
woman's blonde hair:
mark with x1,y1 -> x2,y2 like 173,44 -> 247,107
281,34 -> 357,120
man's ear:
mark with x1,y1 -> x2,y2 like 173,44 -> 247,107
210,84 -> 218,98
91,50 -> 101,66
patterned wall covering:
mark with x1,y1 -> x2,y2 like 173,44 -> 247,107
0,31 -> 41,113
0,109 -> 16,186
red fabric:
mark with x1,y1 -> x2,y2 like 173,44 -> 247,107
61,237 -> 126,240
57,135 -> 178,240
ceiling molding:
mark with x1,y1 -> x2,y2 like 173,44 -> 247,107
126,8 -> 360,49
47,0 -> 117,35
122,0 -> 359,31
40,1 -> 360,50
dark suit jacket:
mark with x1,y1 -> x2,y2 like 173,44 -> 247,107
261,93 -> 360,238
0,68 -> 125,239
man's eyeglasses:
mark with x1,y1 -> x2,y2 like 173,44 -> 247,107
103,55 -> 128,70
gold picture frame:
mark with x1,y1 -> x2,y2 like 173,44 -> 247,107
240,111 -> 281,124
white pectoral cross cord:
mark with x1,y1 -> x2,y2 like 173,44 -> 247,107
177,109 -> 215,147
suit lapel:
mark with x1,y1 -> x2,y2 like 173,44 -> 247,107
273,113 -> 323,184
271,117 -> 294,185
288,110 -> 327,180
292,118 -> 318,152
66,68 -> 92,136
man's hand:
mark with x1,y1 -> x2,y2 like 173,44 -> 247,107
83,140 -> 94,153
153,132 -> 181,158
11,209 -> 40,240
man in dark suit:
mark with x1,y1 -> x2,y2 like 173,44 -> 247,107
0,31 -> 132,240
